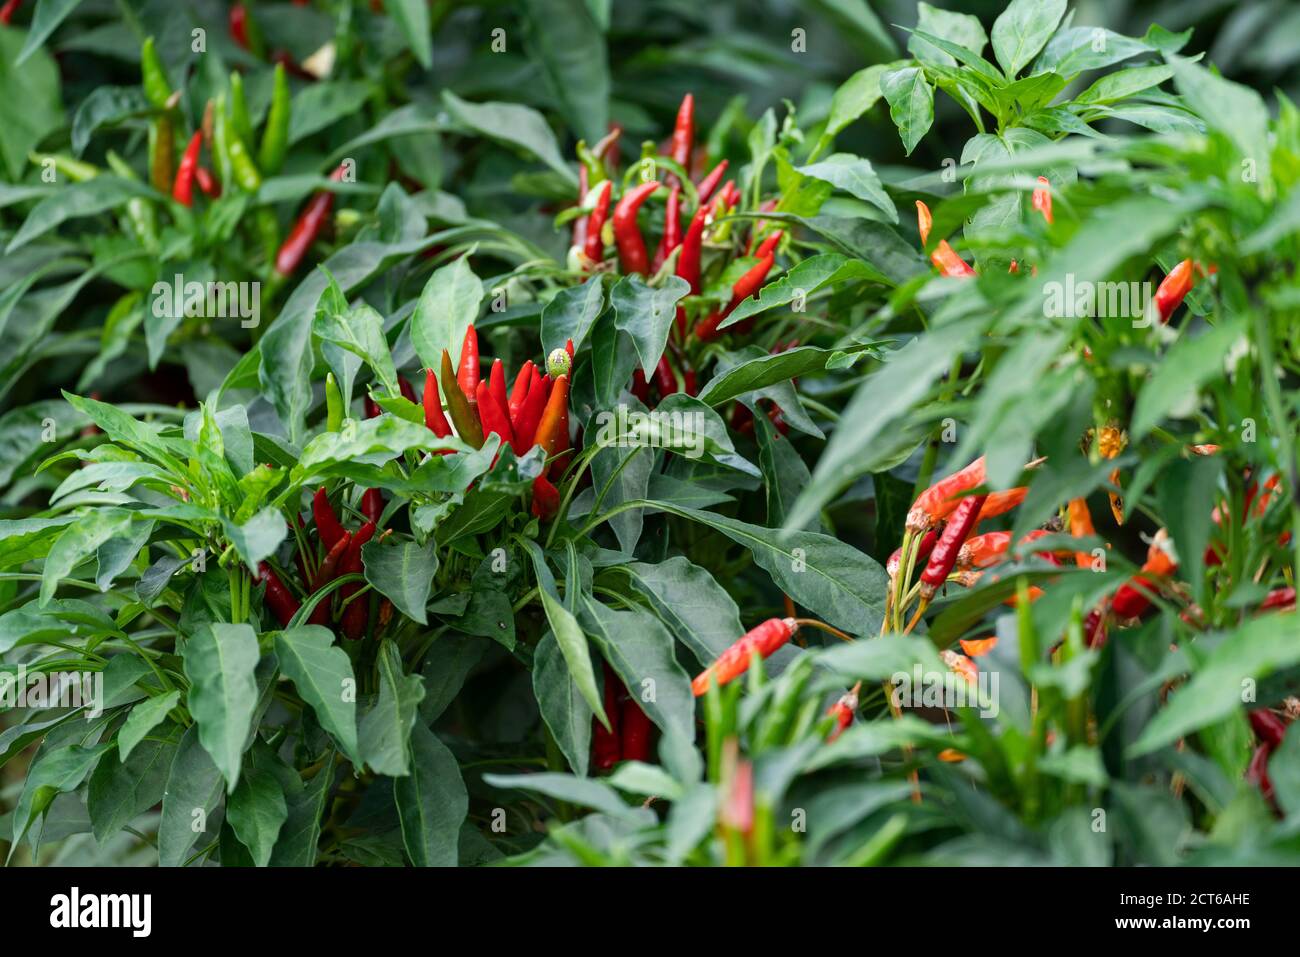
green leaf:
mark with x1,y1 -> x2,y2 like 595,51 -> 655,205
0,28 -> 62,180
442,90 -> 575,184
611,274 -> 690,378
991,0 -> 1066,78
1075,64 -> 1174,105
823,64 -> 889,142
274,626 -> 360,763
795,154 -> 897,222
182,622 -> 261,793
532,631 -> 592,776
17,0 -> 84,65
909,2 -> 988,67
541,276 -> 604,356
483,771 -> 636,819
621,557 -> 744,664
1169,55 -> 1272,196
10,742 -> 111,850
362,539 -> 438,625
117,690 -> 180,761
394,723 -> 468,866
40,508 -> 134,606
880,66 -> 934,156
1131,615 -> 1300,757
697,341 -> 871,398
87,729 -> 178,843
359,639 -> 426,777
521,539 -> 606,727
1273,724 -> 1300,818
409,254 -> 485,379
521,0 -> 609,144
386,0 -> 433,68
287,81 -> 372,144
221,507 -> 287,575
269,752 -> 334,866
6,176 -> 152,253
227,766 -> 288,867
159,725 -> 225,866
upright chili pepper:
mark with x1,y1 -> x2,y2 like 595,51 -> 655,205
227,130 -> 262,193
258,562 -> 300,628
1154,258 -> 1195,323
918,494 -> 988,603
105,151 -> 158,249
651,184 -> 682,271
668,93 -> 694,183
695,159 -> 728,204
582,179 -> 613,266
592,663 -> 623,770
695,253 -> 774,341
488,358 -> 509,421
439,350 -> 485,448
533,374 -> 570,460
313,487 -> 347,549
149,113 -> 175,195
906,456 -> 987,535
339,522 -> 376,640
1246,744 -> 1275,806
630,369 -> 651,404
1031,176 -> 1053,224
475,380 -> 519,454
691,618 -> 799,696
613,181 -> 660,275
754,229 -> 784,259
509,360 -> 535,421
916,200 -> 976,278
172,131 -> 202,207
674,205 -> 708,336
361,488 -> 383,525
259,62 -> 291,176
275,165 -> 345,275
229,3 -> 264,57
422,368 -> 452,438
141,37 -> 172,108
513,372 -> 551,450
457,325 -> 479,400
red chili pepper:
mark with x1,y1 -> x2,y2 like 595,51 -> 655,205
674,206 -> 709,336
275,165 -> 346,276
508,360 -> 535,422
754,229 -> 784,259
339,521 -> 376,640
1250,709 -> 1287,748
488,358 -> 509,420
906,456 -> 987,535
919,494 -> 987,601
613,181 -> 659,275
668,93 -> 694,182
475,379 -> 519,454
361,488 -> 383,525
1083,606 -> 1108,649
229,3 -> 251,49
422,368 -> 452,438
172,132 -> 203,207
307,531 -> 351,626
630,369 -> 651,404
582,180 -> 613,266
533,374 -> 570,460
1154,258 -> 1195,323
399,376 -> 417,404
258,562 -> 300,628
825,683 -> 860,743
620,695 -> 655,762
683,369 -> 698,396
1246,744 -> 1275,805
916,200 -> 976,278
513,372 -> 551,450
695,159 -> 728,204
591,663 -> 623,770
457,325 -> 479,400
1260,587 -> 1296,612
1031,176 -> 1052,224
0,0 -> 22,25
531,474 -> 561,521
695,253 -> 774,341
957,528 -> 1051,571
691,617 -> 799,696
651,184 -> 683,272
313,487 -> 347,550
653,355 -> 677,397
195,166 -> 221,198
1111,531 -> 1177,620
979,486 -> 1027,522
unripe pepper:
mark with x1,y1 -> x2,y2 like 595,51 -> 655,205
888,529 -> 937,578
141,37 -> 173,108
149,113 -> 174,194
258,62 -> 291,176
258,562 -> 300,628
613,181 -> 660,275
172,131 -> 203,206
440,350 -> 484,448
691,617 -> 799,696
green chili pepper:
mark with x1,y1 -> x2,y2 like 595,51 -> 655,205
141,37 -> 172,109
228,134 -> 262,193
211,94 -> 234,191
150,114 -> 174,194
228,71 -> 254,149
440,350 -> 484,448
325,372 -> 344,432
30,152 -> 99,183
259,62 -> 291,176
105,151 -> 158,250
256,208 -> 280,269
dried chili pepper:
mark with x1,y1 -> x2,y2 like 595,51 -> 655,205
613,181 -> 659,275
906,456 -> 986,534
918,494 -> 988,603
691,617 -> 799,696
172,131 -> 203,207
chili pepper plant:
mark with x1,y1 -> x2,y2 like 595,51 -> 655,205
1,0 -> 1299,868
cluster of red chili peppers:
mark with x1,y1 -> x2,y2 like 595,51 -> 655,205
411,324 -> 575,520
591,663 -> 655,770
569,93 -> 785,408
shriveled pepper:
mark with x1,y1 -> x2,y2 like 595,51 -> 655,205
691,617 -> 799,696
613,181 -> 660,275
258,62 -> 291,176
917,494 -> 988,604
441,349 -> 484,448
172,131 -> 203,207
